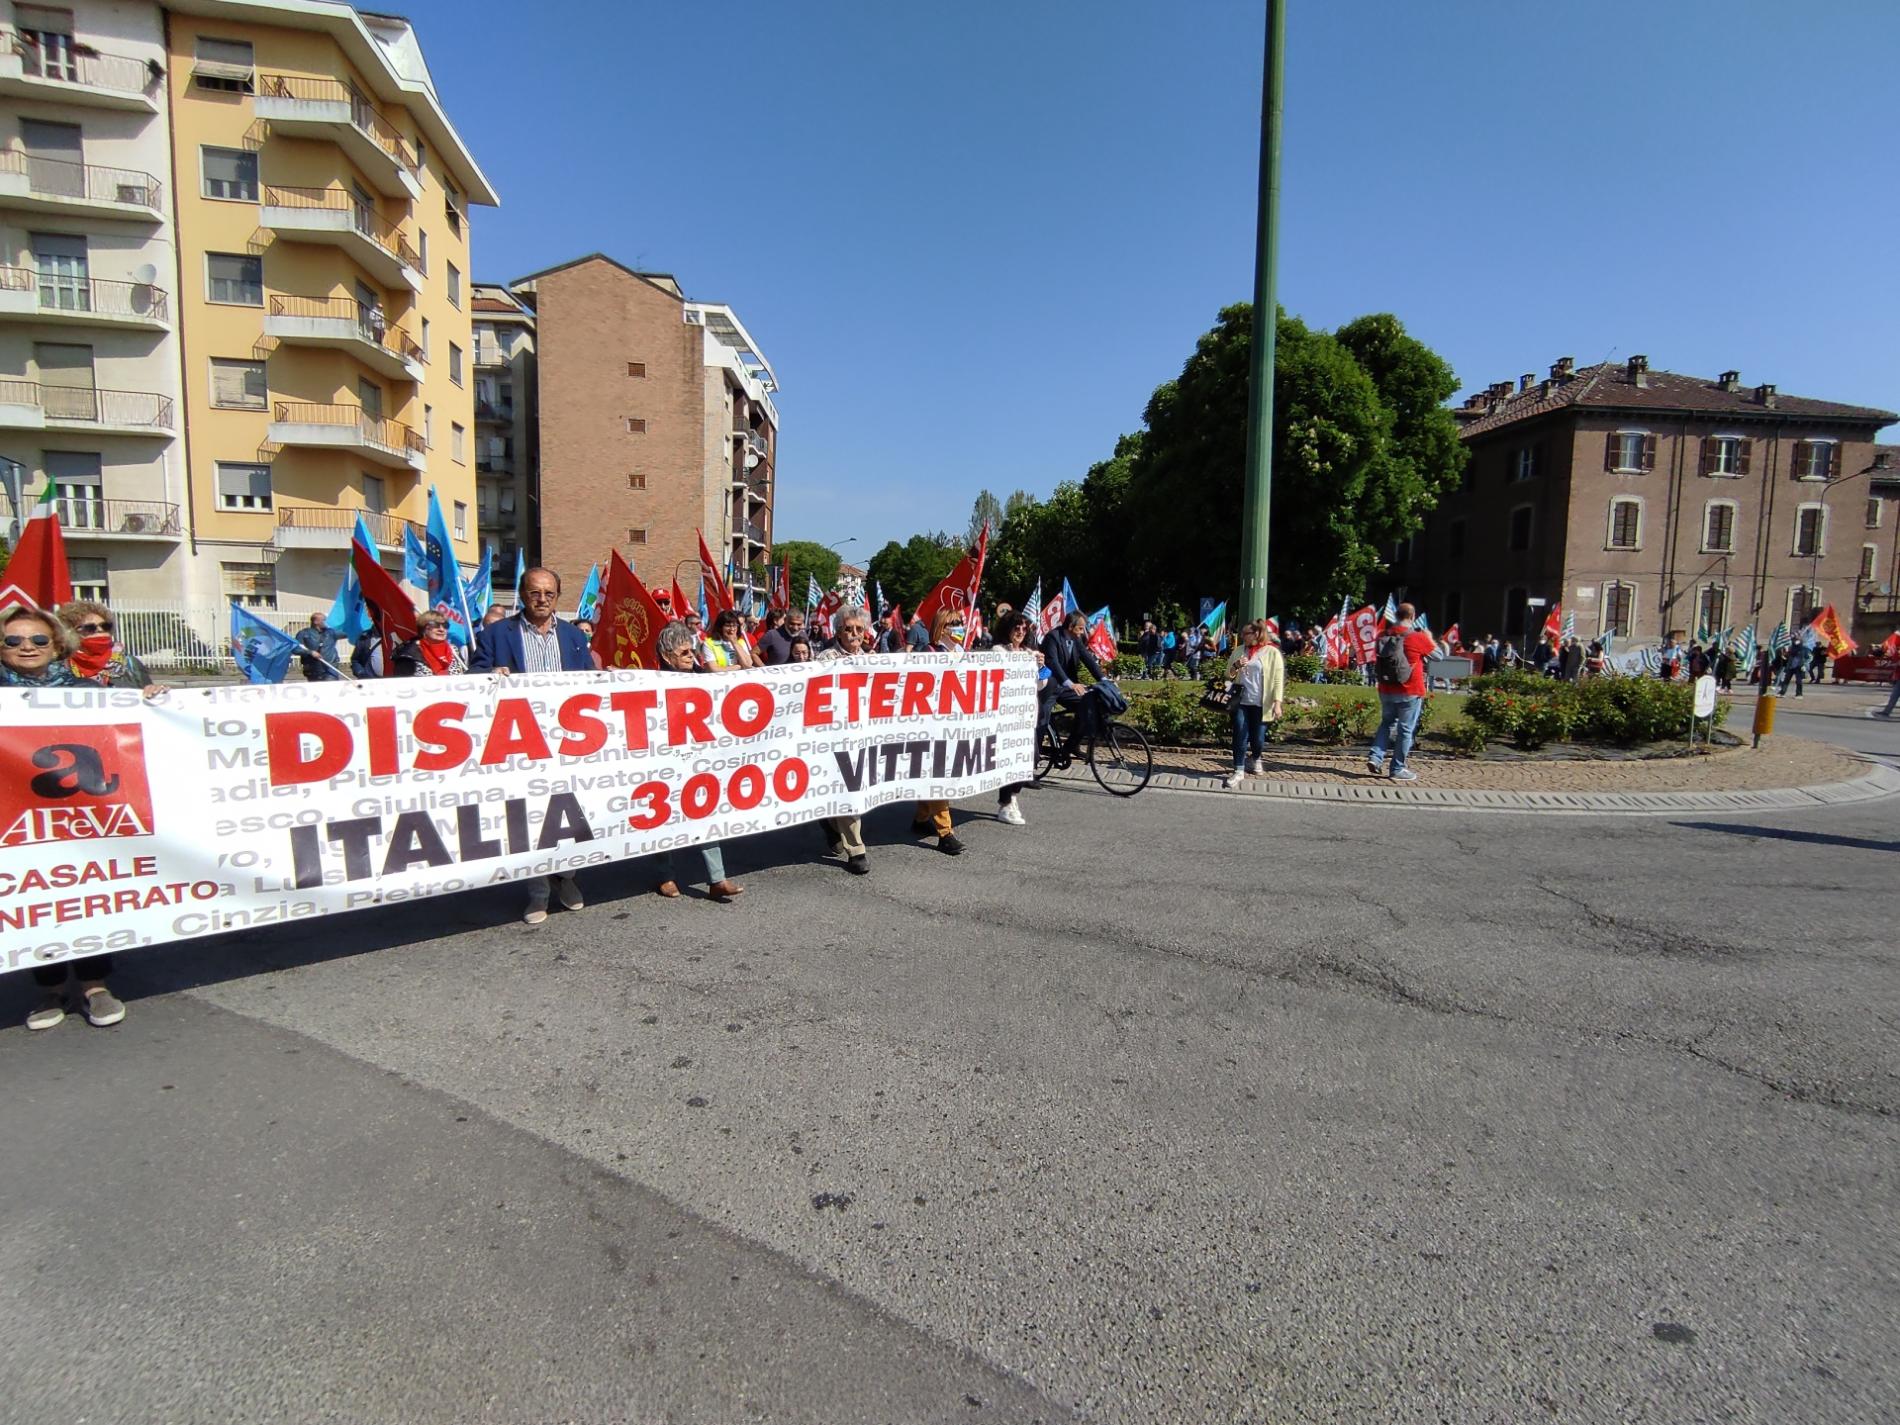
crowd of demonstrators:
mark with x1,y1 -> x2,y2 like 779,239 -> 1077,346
1367,602 -> 1436,783
1222,619 -> 1286,790
5,597 -> 173,1031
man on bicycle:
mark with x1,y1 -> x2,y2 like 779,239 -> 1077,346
1042,610 -> 1106,766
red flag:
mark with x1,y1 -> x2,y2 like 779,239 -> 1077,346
1036,592 -> 1065,636
671,578 -> 692,623
772,556 -> 791,612
1444,622 -> 1462,650
1320,615 -> 1352,668
1808,604 -> 1856,658
591,550 -> 668,670
812,588 -> 844,638
353,533 -> 417,665
914,526 -> 989,631
1086,611 -> 1117,663
1347,604 -> 1381,664
697,531 -> 733,618
0,478 -> 72,609
1541,603 -> 1563,644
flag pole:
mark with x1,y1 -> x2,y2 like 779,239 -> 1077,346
1238,0 -> 1284,623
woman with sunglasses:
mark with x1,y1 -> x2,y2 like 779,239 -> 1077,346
1,605 -> 128,1028
390,611 -> 469,677
645,621 -> 745,900
57,600 -> 158,690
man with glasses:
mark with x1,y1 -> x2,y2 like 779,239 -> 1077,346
470,566 -> 596,922
814,608 -> 874,874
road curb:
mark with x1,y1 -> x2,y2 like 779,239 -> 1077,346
1126,759 -> 1900,817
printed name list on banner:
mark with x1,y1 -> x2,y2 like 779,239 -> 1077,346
0,654 -> 1037,974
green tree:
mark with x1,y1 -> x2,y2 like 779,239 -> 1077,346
968,489 -> 1004,546
866,534 -> 964,616
1124,304 -> 1461,620
1003,489 -> 1036,524
771,539 -> 842,606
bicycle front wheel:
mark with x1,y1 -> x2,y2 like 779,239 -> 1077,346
1089,721 -> 1152,797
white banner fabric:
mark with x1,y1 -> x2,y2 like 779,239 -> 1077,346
0,655 -> 1036,974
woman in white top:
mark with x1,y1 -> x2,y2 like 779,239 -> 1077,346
1224,619 -> 1286,789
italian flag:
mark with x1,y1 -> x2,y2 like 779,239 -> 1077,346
0,478 -> 72,609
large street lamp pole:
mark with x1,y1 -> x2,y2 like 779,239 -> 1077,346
1237,0 -> 1284,623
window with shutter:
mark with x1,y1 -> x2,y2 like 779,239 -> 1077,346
68,556 -> 107,602
1609,499 -> 1640,549
1861,545 -> 1878,580
1794,506 -> 1823,556
1640,435 -> 1657,471
1698,585 -> 1728,635
451,422 -> 465,463
206,253 -> 261,305
449,343 -> 463,385
202,147 -> 258,201
1605,583 -> 1635,638
216,462 -> 271,510
1703,502 -> 1735,552
194,37 -> 254,92
209,358 -> 266,409
220,561 -> 276,607
1867,498 -> 1883,529
1607,431 -> 1651,472
1794,441 -> 1836,481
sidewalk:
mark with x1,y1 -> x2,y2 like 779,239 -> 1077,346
1124,735 -> 1900,815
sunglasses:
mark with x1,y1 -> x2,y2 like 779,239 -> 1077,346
4,634 -> 52,648
76,620 -> 114,634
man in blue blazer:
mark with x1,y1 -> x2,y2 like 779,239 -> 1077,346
470,565 -> 596,923
470,566 -> 596,675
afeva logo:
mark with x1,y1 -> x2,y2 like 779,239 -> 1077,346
0,724 -> 155,847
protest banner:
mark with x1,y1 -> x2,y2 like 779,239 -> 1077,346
0,655 -> 1036,974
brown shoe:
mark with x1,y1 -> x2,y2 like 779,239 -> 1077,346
655,880 -> 681,898
707,881 -> 744,902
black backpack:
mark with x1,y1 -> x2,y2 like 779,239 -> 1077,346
1375,632 -> 1413,685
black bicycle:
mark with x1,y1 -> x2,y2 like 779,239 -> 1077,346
1032,694 -> 1153,797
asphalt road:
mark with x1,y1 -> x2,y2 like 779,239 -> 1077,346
2,746 -> 1896,1421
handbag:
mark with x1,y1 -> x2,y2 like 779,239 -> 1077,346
1201,643 -> 1261,711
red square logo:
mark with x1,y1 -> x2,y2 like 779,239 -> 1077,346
0,723 -> 156,847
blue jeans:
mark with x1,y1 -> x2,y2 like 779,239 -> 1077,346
1230,702 -> 1265,769
648,843 -> 726,887
1369,694 -> 1423,773
1883,680 -> 1900,715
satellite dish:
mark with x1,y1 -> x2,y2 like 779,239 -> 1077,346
133,262 -> 158,285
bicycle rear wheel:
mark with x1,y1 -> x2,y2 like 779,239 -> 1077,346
1089,720 -> 1153,797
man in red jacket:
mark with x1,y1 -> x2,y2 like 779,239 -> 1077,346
1366,603 -> 1438,782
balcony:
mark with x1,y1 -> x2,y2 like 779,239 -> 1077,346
0,378 -> 174,435
272,505 -> 419,553
730,519 -> 768,549
264,295 -> 424,383
267,402 -> 426,471
0,27 -> 161,112
0,494 -> 180,539
255,74 -> 421,199
0,150 -> 163,221
260,186 -> 421,291
474,341 -> 509,368
474,392 -> 514,422
0,266 -> 169,330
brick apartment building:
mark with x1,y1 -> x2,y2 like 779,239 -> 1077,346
510,253 -> 776,608
1389,356 -> 1898,647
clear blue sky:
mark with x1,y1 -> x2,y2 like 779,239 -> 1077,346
413,0 -> 1899,560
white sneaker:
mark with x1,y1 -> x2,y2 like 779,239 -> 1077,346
522,880 -> 550,926
1246,756 -> 1262,775
997,800 -> 1026,826
1223,770 -> 1246,789
555,874 -> 584,911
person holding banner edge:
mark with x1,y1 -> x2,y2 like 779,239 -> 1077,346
911,607 -> 967,855
816,608 -> 875,873
648,622 -> 745,900
468,567 -> 593,923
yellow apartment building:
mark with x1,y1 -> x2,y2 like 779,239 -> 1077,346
165,0 -> 495,612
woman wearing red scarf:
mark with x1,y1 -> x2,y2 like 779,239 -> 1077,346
56,600 -> 159,689
391,611 -> 468,676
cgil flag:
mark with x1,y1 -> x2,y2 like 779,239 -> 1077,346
0,477 -> 72,609
915,525 -> 989,633
1807,604 -> 1856,657
229,602 -> 299,685
1085,606 -> 1117,664
353,519 -> 419,667
697,531 -> 734,618
591,550 -> 669,670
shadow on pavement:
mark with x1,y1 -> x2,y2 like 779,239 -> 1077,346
1670,820 -> 1899,854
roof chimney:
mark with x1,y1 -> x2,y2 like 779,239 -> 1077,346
1519,372 -> 1535,392
1554,356 -> 1575,379
1718,369 -> 1741,392
1873,451 -> 1895,470
1755,382 -> 1777,408
1626,354 -> 1649,387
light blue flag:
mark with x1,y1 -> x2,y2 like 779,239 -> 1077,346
1381,593 -> 1399,623
1735,625 -> 1758,671
1770,622 -> 1791,653
1061,578 -> 1081,618
229,602 -> 298,684
402,523 -> 430,588
513,547 -> 526,607
423,487 -> 476,646
575,562 -> 603,622
1198,599 -> 1226,634
325,560 -> 369,640
1416,610 -> 1431,634
464,545 -> 494,619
